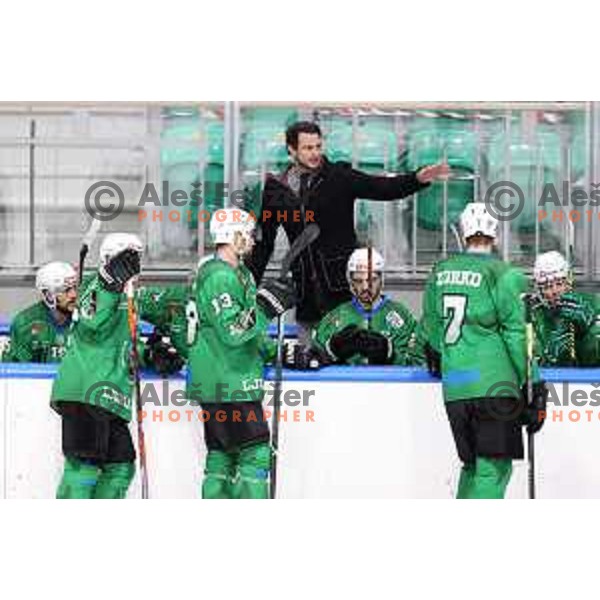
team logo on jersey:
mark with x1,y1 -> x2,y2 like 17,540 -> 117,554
31,322 -> 44,336
242,377 -> 264,392
85,380 -> 131,409
386,311 -> 405,329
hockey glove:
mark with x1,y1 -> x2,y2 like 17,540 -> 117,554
329,324 -> 362,362
283,342 -> 323,370
144,329 -> 185,376
99,248 -> 141,293
356,330 -> 392,365
424,342 -> 442,379
522,292 -> 544,322
520,380 -> 549,434
556,292 -> 595,330
257,277 -> 297,320
543,325 -> 574,365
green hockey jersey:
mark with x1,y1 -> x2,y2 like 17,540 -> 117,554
186,255 -> 276,404
50,276 -> 180,421
531,291 -> 600,367
313,295 -> 424,366
422,252 -> 530,402
138,284 -> 191,358
2,301 -> 72,363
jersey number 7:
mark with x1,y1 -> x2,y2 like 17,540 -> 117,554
443,294 -> 467,345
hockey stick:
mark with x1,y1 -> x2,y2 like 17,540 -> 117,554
269,223 -> 321,499
278,223 -> 320,280
367,243 -> 373,331
450,223 -> 464,252
565,148 -> 576,363
269,312 -> 286,500
79,216 -> 102,285
566,222 -> 577,364
126,280 -> 149,499
525,303 -> 536,500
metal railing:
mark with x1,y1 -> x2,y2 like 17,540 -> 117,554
0,101 -> 598,287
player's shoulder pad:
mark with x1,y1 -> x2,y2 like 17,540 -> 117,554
9,302 -> 51,339
490,260 -> 528,293
196,258 -> 238,289
385,298 -> 413,318
320,301 -> 351,326
434,254 -> 459,269
11,301 -> 48,327
426,256 -> 452,281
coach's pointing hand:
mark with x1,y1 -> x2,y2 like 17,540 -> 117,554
416,163 -> 450,184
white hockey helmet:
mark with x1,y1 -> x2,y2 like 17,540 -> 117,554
36,262 -> 78,309
347,247 -> 385,279
210,208 -> 255,250
99,233 -> 144,267
459,202 -> 499,241
347,247 -> 385,306
534,251 -> 570,285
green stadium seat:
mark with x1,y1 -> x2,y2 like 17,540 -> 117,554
240,108 -> 299,215
160,111 -> 225,235
406,116 -> 478,232
487,126 -> 562,234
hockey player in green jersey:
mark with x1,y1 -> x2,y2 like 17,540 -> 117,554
421,203 -> 547,499
51,232 -> 183,499
188,208 -> 295,499
138,285 -> 189,371
3,262 -> 78,362
530,251 -> 600,367
311,248 -> 424,366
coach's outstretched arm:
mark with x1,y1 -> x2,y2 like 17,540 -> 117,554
348,162 -> 448,201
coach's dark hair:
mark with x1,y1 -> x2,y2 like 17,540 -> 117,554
285,121 -> 322,150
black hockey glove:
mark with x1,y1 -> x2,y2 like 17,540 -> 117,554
144,329 -> 185,376
99,248 -> 141,293
329,324 -> 362,362
522,292 -> 544,320
356,330 -> 392,365
257,277 -> 297,320
283,342 -> 323,370
520,380 -> 549,434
